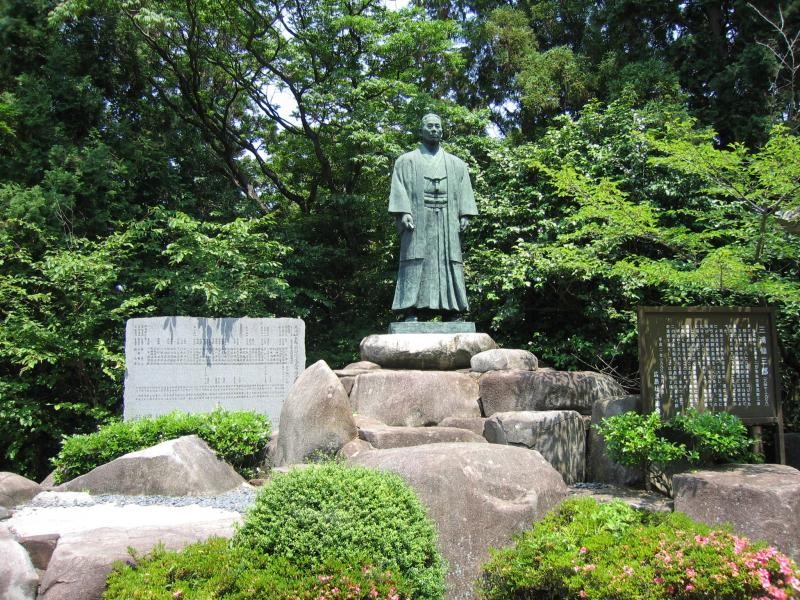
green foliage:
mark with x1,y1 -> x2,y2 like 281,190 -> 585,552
480,497 -> 800,600
595,409 -> 757,494
234,463 -> 446,599
468,97 -> 800,428
0,209 -> 293,480
51,409 -> 271,483
104,537 -> 413,599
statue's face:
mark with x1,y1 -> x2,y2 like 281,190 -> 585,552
420,116 -> 442,144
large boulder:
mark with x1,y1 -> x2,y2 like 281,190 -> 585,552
0,529 -> 38,600
8,503 -> 241,600
673,464 -> 800,561
480,369 -> 626,416
349,370 -> 480,426
56,435 -> 246,496
587,395 -> 643,485
360,333 -> 496,370
274,360 -> 357,466
470,348 -> 538,372
349,443 -> 567,600
0,472 -> 42,509
358,425 -> 486,449
484,410 -> 585,484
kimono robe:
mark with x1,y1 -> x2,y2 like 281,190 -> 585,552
388,146 -> 478,311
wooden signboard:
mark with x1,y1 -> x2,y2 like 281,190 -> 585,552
638,307 -> 785,463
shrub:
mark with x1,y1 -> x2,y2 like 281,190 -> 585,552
595,408 -> 756,494
234,463 -> 446,599
104,537 -> 412,599
480,497 -> 800,600
51,409 -> 271,483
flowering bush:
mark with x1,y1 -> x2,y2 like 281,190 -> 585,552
480,498 -> 800,599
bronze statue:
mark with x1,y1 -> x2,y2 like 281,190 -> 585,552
389,114 -> 478,322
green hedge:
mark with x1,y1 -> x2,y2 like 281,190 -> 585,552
235,463 -> 446,599
52,409 -> 271,483
480,497 -> 800,599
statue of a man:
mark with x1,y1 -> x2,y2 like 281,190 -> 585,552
389,113 -> 478,322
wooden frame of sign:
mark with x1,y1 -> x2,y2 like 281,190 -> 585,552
638,306 -> 785,464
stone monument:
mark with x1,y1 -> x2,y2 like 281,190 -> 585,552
388,113 -> 478,334
123,317 -> 305,426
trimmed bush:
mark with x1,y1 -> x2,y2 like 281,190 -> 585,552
104,537 -> 411,599
480,497 -> 800,599
52,409 -> 271,483
234,462 -> 446,599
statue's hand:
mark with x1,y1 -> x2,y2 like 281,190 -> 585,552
459,216 -> 470,233
401,213 -> 415,231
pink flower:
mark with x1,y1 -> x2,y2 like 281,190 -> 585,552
653,577 -> 664,585
369,588 -> 379,599
685,584 -> 695,592
584,564 -> 597,572
686,567 -> 696,579
580,546 -> 588,554
579,591 -> 587,598
694,535 -> 710,546
318,575 -> 333,583
622,566 -> 634,577
733,536 -> 748,554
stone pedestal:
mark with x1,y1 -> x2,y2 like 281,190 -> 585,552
360,332 -> 496,370
388,321 -> 476,334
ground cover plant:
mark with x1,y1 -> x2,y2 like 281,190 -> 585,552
104,538 -> 411,600
595,408 -> 757,494
104,462 -> 445,599
51,409 -> 271,483
480,497 -> 800,599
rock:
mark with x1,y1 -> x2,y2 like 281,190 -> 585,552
0,472 -> 42,509
350,370 -> 480,426
470,348 -> 538,372
15,505 -> 241,600
673,464 -> 800,561
274,360 -> 357,466
439,416 -> 487,437
349,443 -> 567,600
0,535 -> 38,600
336,438 -> 375,459
480,370 -> 626,416
0,507 -> 10,521
339,375 -> 356,395
358,425 -> 486,449
785,432 -> 800,470
360,333 -> 497,370
484,411 -> 585,484
587,395 -> 643,485
17,533 -> 59,570
31,491 -> 94,507
56,435 -> 245,496
40,471 -> 56,488
353,414 -> 387,429
342,360 -> 381,370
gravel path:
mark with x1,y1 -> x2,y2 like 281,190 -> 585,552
27,485 -> 261,514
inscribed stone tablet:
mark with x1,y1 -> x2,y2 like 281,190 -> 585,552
123,317 -> 305,427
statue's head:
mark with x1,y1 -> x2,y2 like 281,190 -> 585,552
419,113 -> 443,144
